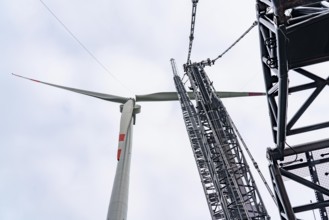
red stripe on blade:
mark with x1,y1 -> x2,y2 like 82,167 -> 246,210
117,149 -> 122,161
119,134 -> 125,142
248,92 -> 266,96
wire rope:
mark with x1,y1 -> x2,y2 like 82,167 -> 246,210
229,115 -> 278,207
186,0 -> 199,65
184,0 -> 258,68
39,0 -> 132,93
211,21 -> 258,64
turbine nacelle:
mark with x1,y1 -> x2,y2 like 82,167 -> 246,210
119,102 -> 141,123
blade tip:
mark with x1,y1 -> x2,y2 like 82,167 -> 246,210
12,73 -> 40,83
248,92 -> 266,96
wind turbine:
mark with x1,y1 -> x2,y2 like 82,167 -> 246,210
12,73 -> 264,220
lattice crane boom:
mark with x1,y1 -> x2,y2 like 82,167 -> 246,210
171,59 -> 225,220
171,59 -> 270,220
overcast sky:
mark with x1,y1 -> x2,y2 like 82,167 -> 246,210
2,0 -> 329,219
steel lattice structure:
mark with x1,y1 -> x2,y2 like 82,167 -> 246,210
256,0 -> 329,219
171,59 -> 269,220
172,59 -> 224,219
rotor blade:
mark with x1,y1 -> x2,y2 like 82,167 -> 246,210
12,73 -> 129,104
135,91 -> 265,102
109,99 -> 134,220
117,99 -> 134,161
136,92 -> 180,102
215,91 -> 266,98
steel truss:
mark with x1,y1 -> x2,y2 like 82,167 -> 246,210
171,59 -> 224,219
171,59 -> 269,220
256,0 -> 329,219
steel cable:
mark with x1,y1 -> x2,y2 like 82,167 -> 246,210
186,0 -> 199,64
229,115 -> 278,207
211,21 -> 258,64
40,0 -> 133,94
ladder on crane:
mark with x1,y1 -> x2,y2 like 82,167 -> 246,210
172,61 -> 224,219
171,59 -> 269,220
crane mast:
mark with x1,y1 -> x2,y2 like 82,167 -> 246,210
171,59 -> 269,220
256,0 -> 329,219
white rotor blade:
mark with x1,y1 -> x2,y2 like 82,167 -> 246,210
108,99 -> 134,220
13,73 -> 129,103
116,99 -> 134,161
215,91 -> 266,98
136,92 -> 180,102
135,91 -> 265,102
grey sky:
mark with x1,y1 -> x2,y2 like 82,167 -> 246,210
2,0 -> 329,219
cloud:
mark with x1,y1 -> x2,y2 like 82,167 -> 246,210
2,0 -> 329,220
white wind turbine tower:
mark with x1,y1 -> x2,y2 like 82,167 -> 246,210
13,73 -> 264,220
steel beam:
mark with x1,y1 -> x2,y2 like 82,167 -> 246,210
256,0 -> 329,219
